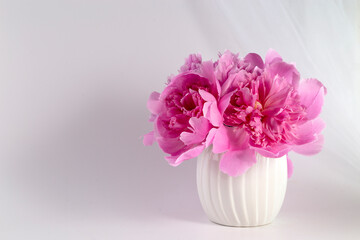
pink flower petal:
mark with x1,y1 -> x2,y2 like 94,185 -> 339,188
312,118 -> 326,134
180,117 -> 211,145
147,91 -> 163,115
298,78 -> 326,120
219,149 -> 256,176
215,50 -> 240,85
287,154 -> 293,178
293,117 -> 325,145
205,128 -> 217,148
244,53 -> 264,70
205,102 -> 222,127
226,127 -> 249,151
166,144 -> 205,166
212,125 -> 230,153
262,76 -> 292,111
267,62 -> 300,89
198,89 -> 216,102
252,144 -> 291,158
220,73 -> 236,96
218,90 -> 236,114
199,90 -> 222,127
200,61 -> 221,95
157,136 -> 186,155
265,48 -> 282,65
164,155 -> 178,165
143,131 -> 155,146
148,114 -> 157,122
180,53 -> 202,72
292,134 -> 324,155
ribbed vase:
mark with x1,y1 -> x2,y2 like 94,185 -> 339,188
196,147 -> 287,227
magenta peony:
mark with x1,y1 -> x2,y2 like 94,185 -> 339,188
144,55 -> 223,166
144,50 -> 326,177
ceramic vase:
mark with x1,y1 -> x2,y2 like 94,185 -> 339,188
196,146 -> 287,227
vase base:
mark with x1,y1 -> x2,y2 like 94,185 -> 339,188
208,218 -> 274,228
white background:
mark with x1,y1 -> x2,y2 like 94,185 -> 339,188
0,0 -> 359,239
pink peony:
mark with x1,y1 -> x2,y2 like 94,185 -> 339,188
211,49 -> 326,176
144,54 -> 222,166
144,50 -> 326,178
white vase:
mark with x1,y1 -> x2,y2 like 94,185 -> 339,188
196,146 -> 287,227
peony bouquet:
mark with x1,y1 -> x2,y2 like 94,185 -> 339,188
144,50 -> 326,177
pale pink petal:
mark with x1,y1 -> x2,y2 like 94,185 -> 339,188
312,118 -> 326,134
169,144 -> 205,166
200,61 -> 215,82
244,53 -> 264,70
180,53 -> 202,72
143,131 -> 155,146
199,90 -> 222,127
219,90 -> 236,114
179,132 -> 194,145
180,117 -> 211,145
148,114 -> 157,122
205,128 -> 217,147
293,118 -> 326,145
265,48 -> 282,65
212,125 -> 230,153
164,155 -> 178,166
287,154 -> 293,178
210,102 -> 222,127
200,61 -> 221,95
147,91 -> 163,115
306,89 -> 326,120
220,73 -> 236,96
215,50 -> 240,85
253,144 -> 291,158
262,76 -> 292,111
298,78 -> 326,120
292,134 -> 324,155
219,149 -> 256,176
201,102 -> 221,127
199,89 -> 216,102
268,62 -> 300,89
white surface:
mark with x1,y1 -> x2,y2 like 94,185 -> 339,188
0,0 -> 359,239
197,148 -> 287,227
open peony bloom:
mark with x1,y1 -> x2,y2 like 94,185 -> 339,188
144,54 -> 222,166
144,50 -> 326,177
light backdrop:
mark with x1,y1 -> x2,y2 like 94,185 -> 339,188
0,0 -> 359,239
